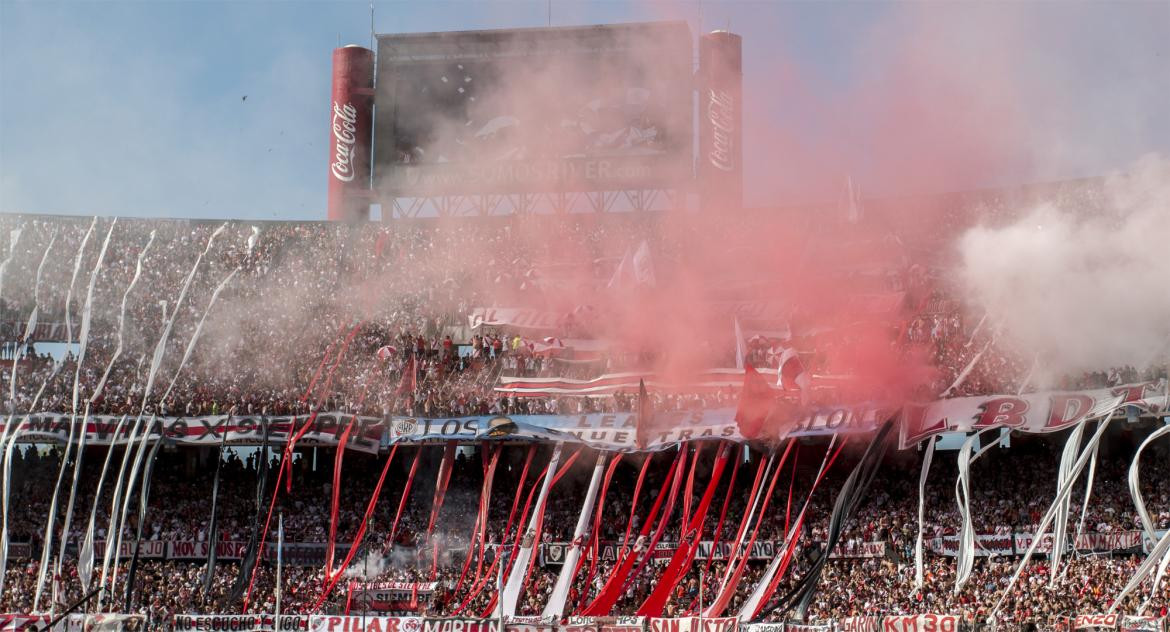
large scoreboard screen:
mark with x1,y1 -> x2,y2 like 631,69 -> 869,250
374,22 -> 693,196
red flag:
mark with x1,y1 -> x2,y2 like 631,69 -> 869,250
325,419 -> 356,577
775,346 -> 809,392
637,443 -> 732,616
736,364 -> 774,440
395,355 -> 417,396
376,345 -> 396,362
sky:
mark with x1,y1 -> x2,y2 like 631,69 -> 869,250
0,0 -> 1167,221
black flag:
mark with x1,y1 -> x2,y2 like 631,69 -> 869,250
124,434 -> 165,612
229,419 -> 270,603
202,431 -> 229,595
756,420 -> 894,622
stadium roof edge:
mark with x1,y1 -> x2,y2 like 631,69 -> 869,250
374,19 -> 691,42
0,174 -> 1107,224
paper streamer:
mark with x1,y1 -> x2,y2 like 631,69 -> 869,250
543,451 -> 608,619
914,436 -> 936,593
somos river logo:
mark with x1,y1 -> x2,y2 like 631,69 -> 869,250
331,101 -> 359,182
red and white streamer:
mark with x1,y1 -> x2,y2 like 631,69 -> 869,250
543,451 -> 608,619
501,444 -> 565,616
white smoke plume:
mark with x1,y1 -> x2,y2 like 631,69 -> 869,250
957,154 -> 1170,380
343,547 -> 414,580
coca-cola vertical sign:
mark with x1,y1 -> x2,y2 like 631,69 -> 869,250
698,31 -> 743,212
328,45 -> 374,222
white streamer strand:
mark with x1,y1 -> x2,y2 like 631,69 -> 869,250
0,227 -> 24,306
1069,440 -> 1100,575
1050,421 -> 1089,584
0,230 -> 56,599
1108,527 -> 1170,616
39,220 -> 116,610
543,451 -> 607,619
78,413 -> 130,591
1129,423 -> 1170,542
78,232 -> 154,594
501,443 -> 564,617
988,406 -> 1119,623
91,232 -> 155,400
0,357 -> 65,596
954,429 -> 997,594
914,436 -> 936,593
103,224 -> 230,608
63,218 -> 98,348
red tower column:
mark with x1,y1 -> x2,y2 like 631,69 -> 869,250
327,45 -> 375,222
698,31 -> 743,213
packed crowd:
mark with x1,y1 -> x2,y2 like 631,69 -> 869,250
1,214 -> 1161,433
2,428 -> 1168,627
1,203 -> 1167,628
0,214 -> 791,420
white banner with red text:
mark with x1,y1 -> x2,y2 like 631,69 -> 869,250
836,618 -> 881,632
899,381 -> 1168,448
349,582 -> 438,611
1075,614 -> 1119,630
644,617 -> 738,632
926,530 -> 1159,557
1119,616 -> 1166,632
171,614 -> 309,631
878,615 -> 961,632
2,380 -> 1163,454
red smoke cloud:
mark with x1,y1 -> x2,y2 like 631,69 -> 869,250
356,4 -> 1141,436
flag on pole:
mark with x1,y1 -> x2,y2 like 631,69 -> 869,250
774,346 -> 809,394
395,355 -> 417,396
608,240 -> 656,289
734,317 -> 746,371
735,365 -> 774,440
276,512 -> 284,625
635,379 -> 654,449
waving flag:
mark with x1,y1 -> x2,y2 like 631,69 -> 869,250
608,240 -> 656,289
735,365 -> 775,440
496,368 -> 777,397
635,379 -> 653,450
395,356 -> 417,396
774,345 -> 809,393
